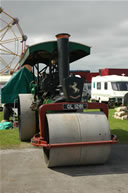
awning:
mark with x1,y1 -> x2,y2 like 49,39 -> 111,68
19,41 -> 91,66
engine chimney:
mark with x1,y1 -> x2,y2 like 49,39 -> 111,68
56,33 -> 70,86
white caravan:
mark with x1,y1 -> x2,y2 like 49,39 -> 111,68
91,75 -> 128,107
0,75 -> 11,110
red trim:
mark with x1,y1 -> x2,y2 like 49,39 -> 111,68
56,33 -> 70,39
31,136 -> 117,149
88,102 -> 108,117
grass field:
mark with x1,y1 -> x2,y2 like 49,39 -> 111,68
0,112 -> 32,149
108,109 -> 128,143
0,109 -> 128,149
84,108 -> 128,143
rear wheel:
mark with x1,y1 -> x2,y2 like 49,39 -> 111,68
124,93 -> 128,106
18,94 -> 36,141
108,100 -> 115,109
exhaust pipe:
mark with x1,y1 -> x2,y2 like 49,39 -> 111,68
56,33 -> 84,102
56,33 -> 70,86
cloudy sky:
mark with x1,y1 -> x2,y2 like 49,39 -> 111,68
1,0 -> 128,72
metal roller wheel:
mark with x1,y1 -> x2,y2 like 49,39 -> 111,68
18,94 -> 36,141
43,111 -> 111,167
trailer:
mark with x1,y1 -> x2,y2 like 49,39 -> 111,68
91,75 -> 128,107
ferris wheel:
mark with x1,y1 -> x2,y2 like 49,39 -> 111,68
0,7 -> 27,74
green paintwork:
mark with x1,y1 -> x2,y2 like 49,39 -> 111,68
19,41 -> 91,66
30,81 -> 37,95
1,67 -> 33,104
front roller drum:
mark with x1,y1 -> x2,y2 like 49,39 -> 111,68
43,111 -> 111,167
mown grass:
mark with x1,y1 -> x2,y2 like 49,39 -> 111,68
0,112 -> 32,149
0,127 -> 21,148
109,109 -> 128,143
0,108 -> 128,149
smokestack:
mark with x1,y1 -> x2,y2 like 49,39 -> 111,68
56,33 -> 70,86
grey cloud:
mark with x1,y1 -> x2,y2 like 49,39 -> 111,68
2,0 -> 128,72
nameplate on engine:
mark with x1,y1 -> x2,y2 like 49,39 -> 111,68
63,103 -> 88,110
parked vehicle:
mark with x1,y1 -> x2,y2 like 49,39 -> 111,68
83,83 -> 91,100
0,75 -> 11,110
91,75 -> 128,107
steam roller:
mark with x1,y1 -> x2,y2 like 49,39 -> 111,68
17,33 -> 117,167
